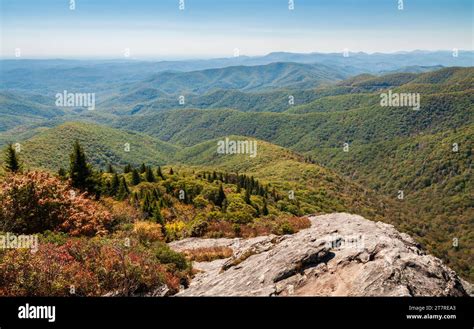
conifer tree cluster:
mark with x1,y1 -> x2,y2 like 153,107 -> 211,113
200,171 -> 268,198
129,187 -> 166,224
101,163 -> 169,198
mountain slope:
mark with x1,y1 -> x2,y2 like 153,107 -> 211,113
105,88 -> 320,115
6,122 -> 177,171
0,91 -> 65,131
173,135 -> 413,226
307,126 -> 474,280
114,86 -> 472,149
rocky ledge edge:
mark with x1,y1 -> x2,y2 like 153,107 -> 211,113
169,213 -> 471,296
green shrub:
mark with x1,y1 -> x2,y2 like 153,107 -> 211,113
232,223 -> 241,237
38,230 -> 69,245
274,221 -> 295,235
192,195 -> 209,208
188,215 -> 209,237
226,211 -> 253,224
153,242 -> 189,271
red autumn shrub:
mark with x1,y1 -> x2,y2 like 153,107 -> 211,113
0,242 -> 100,296
0,238 -> 189,296
0,171 -> 111,236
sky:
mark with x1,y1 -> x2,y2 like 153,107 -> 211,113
1,0 -> 473,59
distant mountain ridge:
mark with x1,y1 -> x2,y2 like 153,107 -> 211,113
2,50 -> 472,73
98,66 -> 468,115
120,62 -> 350,96
2,50 -> 471,95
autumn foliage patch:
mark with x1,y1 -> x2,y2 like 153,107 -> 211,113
0,238 -> 189,296
0,171 -> 111,236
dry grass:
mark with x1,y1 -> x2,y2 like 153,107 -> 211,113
286,216 -> 312,231
205,216 -> 312,239
183,246 -> 234,262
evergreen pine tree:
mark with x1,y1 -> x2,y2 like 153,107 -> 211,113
122,177 -> 130,194
157,166 -> 164,179
145,166 -> 155,182
239,175 -> 245,188
262,199 -> 269,216
244,188 -> 251,205
106,164 -> 115,173
123,164 -> 132,173
131,168 -> 141,185
142,193 -> 153,217
139,163 -> 146,173
216,184 -> 226,207
169,167 -> 174,175
152,202 -> 164,225
117,177 -> 130,200
69,141 -> 93,191
221,198 -> 228,213
3,143 -> 21,173
110,173 -> 120,196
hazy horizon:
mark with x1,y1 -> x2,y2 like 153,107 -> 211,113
1,0 -> 472,59
1,49 -> 474,61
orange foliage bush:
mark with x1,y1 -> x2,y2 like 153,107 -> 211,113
101,197 -> 143,226
0,171 -> 111,236
133,221 -> 164,243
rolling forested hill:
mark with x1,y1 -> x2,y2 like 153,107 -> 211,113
6,122 -> 177,171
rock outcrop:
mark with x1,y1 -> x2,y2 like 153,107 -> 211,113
170,213 -> 469,296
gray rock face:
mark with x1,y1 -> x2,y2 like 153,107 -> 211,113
170,213 -> 469,296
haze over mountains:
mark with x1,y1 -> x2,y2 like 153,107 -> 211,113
0,50 -> 473,282
2,50 -> 473,95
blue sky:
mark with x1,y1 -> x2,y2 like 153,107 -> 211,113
1,0 -> 472,58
